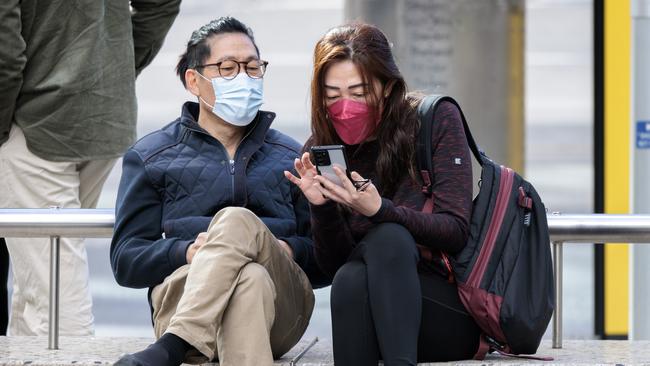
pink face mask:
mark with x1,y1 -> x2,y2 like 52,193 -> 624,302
327,99 -> 379,145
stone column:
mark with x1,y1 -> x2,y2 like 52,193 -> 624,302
345,0 -> 525,173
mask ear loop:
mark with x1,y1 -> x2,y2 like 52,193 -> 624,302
194,69 -> 217,111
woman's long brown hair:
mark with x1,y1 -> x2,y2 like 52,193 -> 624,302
310,23 -> 421,196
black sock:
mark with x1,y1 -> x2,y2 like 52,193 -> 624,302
120,333 -> 192,366
157,333 -> 193,362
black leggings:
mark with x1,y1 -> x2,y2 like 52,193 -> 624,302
330,223 -> 480,366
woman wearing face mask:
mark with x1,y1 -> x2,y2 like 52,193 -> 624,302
285,23 -> 481,365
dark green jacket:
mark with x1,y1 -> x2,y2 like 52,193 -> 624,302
0,0 -> 181,161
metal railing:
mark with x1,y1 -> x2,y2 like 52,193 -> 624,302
547,213 -> 650,348
0,208 -> 113,349
1,209 -> 650,351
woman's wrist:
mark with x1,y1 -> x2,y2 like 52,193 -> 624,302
368,198 -> 390,222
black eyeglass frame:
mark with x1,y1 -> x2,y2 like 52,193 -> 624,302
195,60 -> 269,80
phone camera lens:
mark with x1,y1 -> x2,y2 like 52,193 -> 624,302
314,151 -> 330,166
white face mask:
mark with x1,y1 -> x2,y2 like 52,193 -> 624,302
197,72 -> 264,127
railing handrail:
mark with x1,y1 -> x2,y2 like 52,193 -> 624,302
3,208 -> 650,351
0,208 -> 113,237
3,209 -> 650,242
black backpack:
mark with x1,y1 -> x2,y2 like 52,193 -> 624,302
416,95 -> 554,359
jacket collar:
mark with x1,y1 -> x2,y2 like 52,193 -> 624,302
179,101 -> 276,147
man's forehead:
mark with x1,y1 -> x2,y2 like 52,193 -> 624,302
206,33 -> 258,62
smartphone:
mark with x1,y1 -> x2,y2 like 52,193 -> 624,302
310,145 -> 351,187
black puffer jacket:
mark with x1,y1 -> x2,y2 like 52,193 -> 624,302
110,102 -> 329,290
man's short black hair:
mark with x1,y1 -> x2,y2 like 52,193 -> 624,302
176,16 -> 260,87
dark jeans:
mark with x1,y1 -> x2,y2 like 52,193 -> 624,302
330,223 -> 480,366
1,238 -> 9,335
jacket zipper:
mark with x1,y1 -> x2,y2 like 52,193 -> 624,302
466,166 -> 514,288
186,120 -> 259,203
229,126 -> 256,203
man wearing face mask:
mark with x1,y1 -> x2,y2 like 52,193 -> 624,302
110,17 -> 328,366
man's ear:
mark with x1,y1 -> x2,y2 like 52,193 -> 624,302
186,69 -> 201,97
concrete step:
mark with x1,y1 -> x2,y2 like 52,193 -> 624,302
2,337 -> 650,365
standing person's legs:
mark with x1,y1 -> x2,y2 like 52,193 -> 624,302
0,125 -> 115,335
151,207 -> 314,366
330,260 -> 380,366
0,238 -> 8,335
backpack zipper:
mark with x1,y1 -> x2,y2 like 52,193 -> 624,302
466,166 -> 514,288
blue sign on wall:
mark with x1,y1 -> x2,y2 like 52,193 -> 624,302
637,121 -> 650,149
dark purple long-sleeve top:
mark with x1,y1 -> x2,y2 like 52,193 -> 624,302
306,101 -> 473,278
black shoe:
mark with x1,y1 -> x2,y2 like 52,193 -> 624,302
113,353 -> 145,366
112,333 -> 191,366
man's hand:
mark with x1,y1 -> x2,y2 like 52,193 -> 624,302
277,239 -> 294,259
186,232 -> 208,264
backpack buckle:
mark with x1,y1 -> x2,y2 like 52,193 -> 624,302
518,187 -> 532,210
420,170 -> 432,195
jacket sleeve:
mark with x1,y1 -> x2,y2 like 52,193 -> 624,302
110,149 -> 193,288
0,0 -> 26,143
130,0 -> 181,76
368,102 -> 473,254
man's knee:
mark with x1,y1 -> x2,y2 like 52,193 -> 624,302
215,206 -> 257,223
238,263 -> 275,301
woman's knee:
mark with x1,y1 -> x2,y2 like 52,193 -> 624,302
362,223 -> 419,265
330,261 -> 367,313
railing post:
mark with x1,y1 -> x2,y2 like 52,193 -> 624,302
48,235 -> 60,350
553,240 -> 563,349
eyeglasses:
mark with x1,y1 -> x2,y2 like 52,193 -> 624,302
196,59 -> 269,80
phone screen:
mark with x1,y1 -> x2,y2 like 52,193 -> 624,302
311,145 -> 350,187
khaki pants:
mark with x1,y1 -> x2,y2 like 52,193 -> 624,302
151,207 -> 315,366
0,125 -> 116,335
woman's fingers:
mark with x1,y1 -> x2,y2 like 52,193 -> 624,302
314,175 -> 350,203
350,171 -> 365,181
332,166 -> 356,193
301,152 -> 317,171
284,170 -> 301,186
316,181 -> 345,203
293,158 -> 308,176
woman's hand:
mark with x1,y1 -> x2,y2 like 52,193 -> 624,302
284,152 -> 329,206
314,166 -> 382,217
